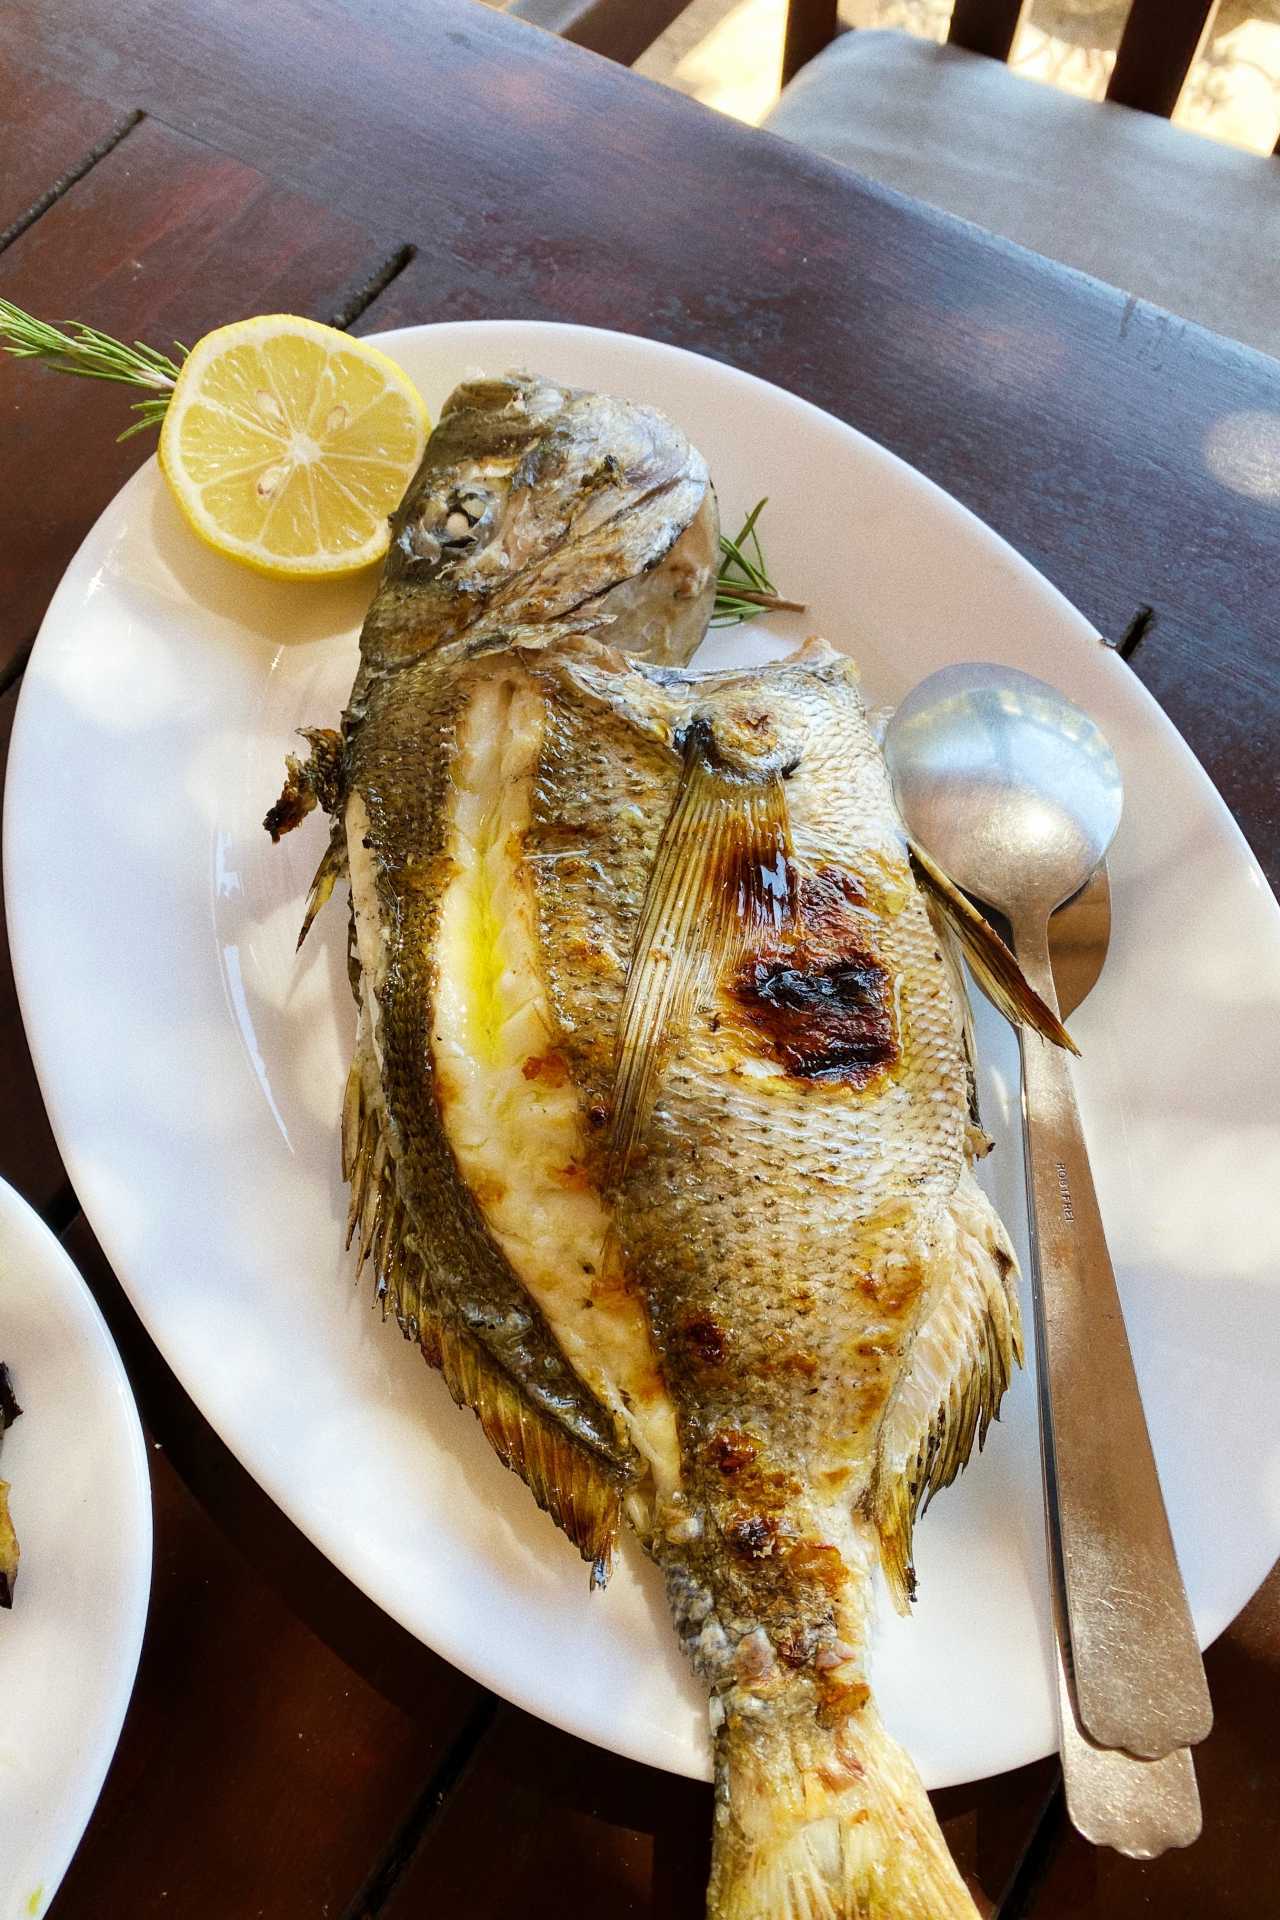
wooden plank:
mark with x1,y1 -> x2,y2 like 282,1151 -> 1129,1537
381,1706 -> 659,1919
508,0 -> 689,67
0,685 -> 68,1212
1107,0 -> 1220,119
1023,1558 -> 1280,1916
0,109 -> 399,673
48,1215 -> 487,1920
0,72 -> 134,246
382,1699 -> 1057,1919
948,0 -> 1031,62
936,1761 -> 1061,1916
781,0 -> 840,86
5,3 -> 1280,887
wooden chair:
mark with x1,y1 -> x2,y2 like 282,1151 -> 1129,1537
509,0 -> 1223,118
507,0 -> 1280,360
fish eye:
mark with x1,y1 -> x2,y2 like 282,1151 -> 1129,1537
397,485 -> 497,571
444,487 -> 493,536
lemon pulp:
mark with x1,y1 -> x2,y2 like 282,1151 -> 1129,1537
158,315 -> 429,578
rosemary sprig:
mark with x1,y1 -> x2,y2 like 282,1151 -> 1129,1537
0,298 -> 185,441
712,498 -> 807,626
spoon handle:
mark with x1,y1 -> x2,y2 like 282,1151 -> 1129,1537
1037,1293 -> 1202,1853
1011,911 -> 1212,1760
1052,1553 -> 1202,1854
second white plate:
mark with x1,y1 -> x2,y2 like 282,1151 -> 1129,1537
0,1180 -> 150,1920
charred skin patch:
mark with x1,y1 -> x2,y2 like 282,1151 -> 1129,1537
707,1428 -> 758,1476
777,1626 -> 818,1669
521,1050 -> 571,1086
729,868 -> 897,1084
786,1541 -> 846,1594
679,1311 -> 728,1366
817,1674 -> 872,1726
726,1512 -> 778,1560
797,865 -> 869,921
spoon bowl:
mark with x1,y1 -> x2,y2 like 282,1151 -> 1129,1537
885,663 -> 1124,920
1051,865 -> 1111,1021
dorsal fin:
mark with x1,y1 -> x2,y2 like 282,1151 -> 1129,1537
341,1043 -> 625,1586
870,1173 -> 1024,1612
610,725 -> 795,1175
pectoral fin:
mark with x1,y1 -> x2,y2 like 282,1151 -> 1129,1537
264,726 -> 345,840
611,732 -> 794,1174
908,840 -> 1078,1055
266,727 -> 349,946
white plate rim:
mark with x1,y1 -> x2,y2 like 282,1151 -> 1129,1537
7,318 -> 1280,1791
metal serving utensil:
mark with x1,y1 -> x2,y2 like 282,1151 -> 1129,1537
1049,865 -> 1109,1023
884,664 -> 1210,1823
1046,861 -> 1200,1854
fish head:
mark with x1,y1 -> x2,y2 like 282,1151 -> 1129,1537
361,373 -> 718,670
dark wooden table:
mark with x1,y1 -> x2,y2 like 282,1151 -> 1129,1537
1,2 -> 1277,1914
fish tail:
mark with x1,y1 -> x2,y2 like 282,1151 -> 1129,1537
708,1686 -> 978,1920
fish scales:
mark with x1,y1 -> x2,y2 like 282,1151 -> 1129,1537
269,372 -> 1037,1920
346,654 -> 625,1462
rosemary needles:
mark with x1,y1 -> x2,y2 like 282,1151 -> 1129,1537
0,298 -> 184,439
712,498 -> 806,627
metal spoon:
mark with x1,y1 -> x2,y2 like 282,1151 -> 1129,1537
1050,865 -> 1110,1022
1043,859 -> 1200,1854
884,664 -> 1211,1765
889,736 -> 1196,1854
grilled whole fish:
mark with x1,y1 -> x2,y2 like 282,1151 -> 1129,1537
269,373 -> 1060,1919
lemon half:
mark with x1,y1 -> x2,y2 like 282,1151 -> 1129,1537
158,315 -> 429,578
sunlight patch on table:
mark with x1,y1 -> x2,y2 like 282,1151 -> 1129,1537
1203,409 -> 1280,503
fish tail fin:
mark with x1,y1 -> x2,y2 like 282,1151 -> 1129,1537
709,1690 -> 978,1920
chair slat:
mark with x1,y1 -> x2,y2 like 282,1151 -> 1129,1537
1106,0 -> 1220,118
782,0 -> 840,87
507,0 -> 689,66
947,0 -> 1030,63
